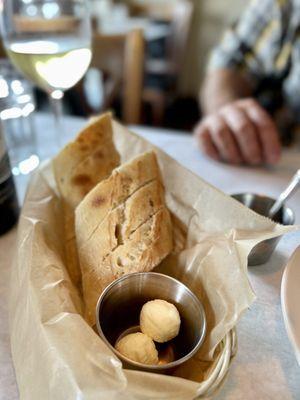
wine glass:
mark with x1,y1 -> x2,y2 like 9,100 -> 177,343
0,0 -> 92,146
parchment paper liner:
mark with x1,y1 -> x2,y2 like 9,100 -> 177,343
10,121 -> 297,399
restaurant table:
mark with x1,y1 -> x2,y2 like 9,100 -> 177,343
1,113 -> 300,400
99,17 -> 171,42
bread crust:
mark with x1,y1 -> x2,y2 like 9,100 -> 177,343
52,113 -> 120,286
76,151 -> 173,326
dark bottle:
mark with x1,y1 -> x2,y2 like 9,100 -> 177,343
0,123 -> 19,235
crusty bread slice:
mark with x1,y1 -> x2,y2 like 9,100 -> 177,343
53,113 -> 120,210
75,151 -> 172,326
80,208 -> 172,326
75,151 -> 161,246
52,113 -> 120,286
78,179 -> 166,266
109,208 -> 172,274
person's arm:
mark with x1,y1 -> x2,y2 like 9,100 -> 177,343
196,67 -> 281,165
194,0 -> 287,165
200,68 -> 253,115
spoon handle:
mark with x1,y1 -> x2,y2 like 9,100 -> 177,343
269,169 -> 300,219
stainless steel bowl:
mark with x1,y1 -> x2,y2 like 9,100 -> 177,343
231,193 -> 295,266
96,272 -> 206,373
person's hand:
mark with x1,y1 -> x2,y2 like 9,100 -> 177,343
194,98 -> 281,165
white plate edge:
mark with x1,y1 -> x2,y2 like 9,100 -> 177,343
281,246 -> 300,366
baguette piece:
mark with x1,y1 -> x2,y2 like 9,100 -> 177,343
52,113 -> 120,287
75,151 -> 173,326
75,151 -> 161,245
53,113 -> 120,210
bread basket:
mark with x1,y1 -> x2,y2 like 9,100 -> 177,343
195,329 -> 237,398
10,117 -> 291,399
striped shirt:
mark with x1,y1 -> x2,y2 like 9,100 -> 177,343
208,0 -> 300,143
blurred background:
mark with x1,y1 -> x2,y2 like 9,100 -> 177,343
0,0 -> 246,131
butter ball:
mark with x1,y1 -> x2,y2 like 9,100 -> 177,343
115,332 -> 158,365
140,299 -> 181,343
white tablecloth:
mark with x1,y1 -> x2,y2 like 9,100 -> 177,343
1,113 -> 300,400
100,17 -> 170,41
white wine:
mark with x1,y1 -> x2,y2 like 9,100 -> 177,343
6,38 -> 92,93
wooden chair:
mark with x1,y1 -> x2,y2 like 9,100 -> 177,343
129,2 -> 177,22
79,29 -> 145,125
154,1 -> 193,78
131,1 -> 194,125
130,0 -> 193,77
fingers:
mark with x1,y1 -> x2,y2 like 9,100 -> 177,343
220,104 -> 262,165
237,98 -> 281,164
195,97 -> 281,165
205,115 -> 242,164
195,116 -> 242,164
195,124 -> 220,161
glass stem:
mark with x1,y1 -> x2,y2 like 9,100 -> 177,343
49,90 -> 64,149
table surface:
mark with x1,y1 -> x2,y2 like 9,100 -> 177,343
91,8 -> 170,42
1,113 -> 300,400
99,17 -> 170,42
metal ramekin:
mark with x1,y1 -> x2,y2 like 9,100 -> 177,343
96,272 -> 206,373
